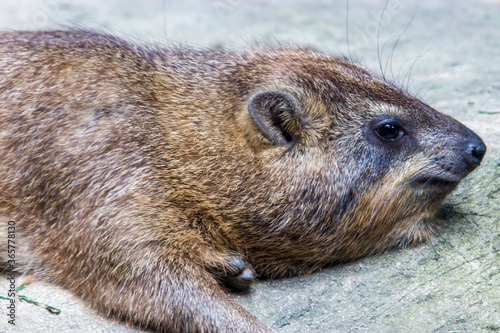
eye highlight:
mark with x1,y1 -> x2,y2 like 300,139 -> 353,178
376,123 -> 404,141
363,116 -> 411,148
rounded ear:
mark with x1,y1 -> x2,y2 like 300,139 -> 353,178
248,91 -> 303,146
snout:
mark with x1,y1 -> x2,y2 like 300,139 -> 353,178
411,123 -> 486,192
462,127 -> 486,172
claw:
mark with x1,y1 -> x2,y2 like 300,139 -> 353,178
222,257 -> 256,291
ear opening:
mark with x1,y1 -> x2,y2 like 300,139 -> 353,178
247,90 -> 303,146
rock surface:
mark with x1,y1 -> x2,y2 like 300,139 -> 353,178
0,0 -> 498,332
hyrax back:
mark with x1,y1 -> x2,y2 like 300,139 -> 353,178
0,31 -> 485,332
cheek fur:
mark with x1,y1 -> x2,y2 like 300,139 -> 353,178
344,159 -> 445,248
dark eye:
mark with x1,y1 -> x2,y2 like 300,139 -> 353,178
376,123 -> 404,141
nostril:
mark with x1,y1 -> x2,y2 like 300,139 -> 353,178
456,126 -> 486,173
470,142 -> 486,165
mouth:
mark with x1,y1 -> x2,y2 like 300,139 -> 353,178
410,176 -> 460,192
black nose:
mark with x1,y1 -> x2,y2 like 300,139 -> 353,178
470,142 -> 486,164
466,136 -> 486,167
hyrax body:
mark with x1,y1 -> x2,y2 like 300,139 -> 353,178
0,31 -> 485,332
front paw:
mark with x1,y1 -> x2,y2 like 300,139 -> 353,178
220,257 -> 256,291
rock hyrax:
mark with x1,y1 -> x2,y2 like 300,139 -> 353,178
0,31 -> 486,332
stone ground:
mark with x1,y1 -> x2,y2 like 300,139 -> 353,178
0,0 -> 499,332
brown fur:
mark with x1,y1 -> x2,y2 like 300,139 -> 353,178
0,31 -> 485,332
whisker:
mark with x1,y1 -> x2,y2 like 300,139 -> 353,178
345,0 -> 352,62
427,233 -> 442,260
403,30 -> 438,92
377,0 -> 391,81
414,71 -> 445,99
385,12 -> 417,86
399,166 -> 445,213
367,161 -> 435,226
434,227 -> 471,263
337,159 -> 437,236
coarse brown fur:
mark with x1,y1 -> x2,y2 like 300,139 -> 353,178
0,30 -> 485,332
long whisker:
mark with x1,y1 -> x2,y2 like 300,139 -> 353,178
341,161 -> 434,234
400,166 -> 446,213
340,160 -> 436,236
367,160 -> 436,226
345,0 -> 352,62
377,0 -> 391,81
386,12 -> 417,86
427,231 -> 441,259
434,227 -> 471,263
403,30 -> 438,92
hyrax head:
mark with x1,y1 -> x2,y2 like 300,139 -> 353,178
234,48 -> 485,270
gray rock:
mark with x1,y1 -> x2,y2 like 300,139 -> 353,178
0,1 -> 498,332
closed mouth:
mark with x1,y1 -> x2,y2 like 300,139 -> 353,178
410,177 -> 460,191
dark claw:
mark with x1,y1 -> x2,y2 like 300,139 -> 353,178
228,257 -> 246,274
221,257 -> 256,291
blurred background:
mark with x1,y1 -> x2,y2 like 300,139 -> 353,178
0,1 -> 499,332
